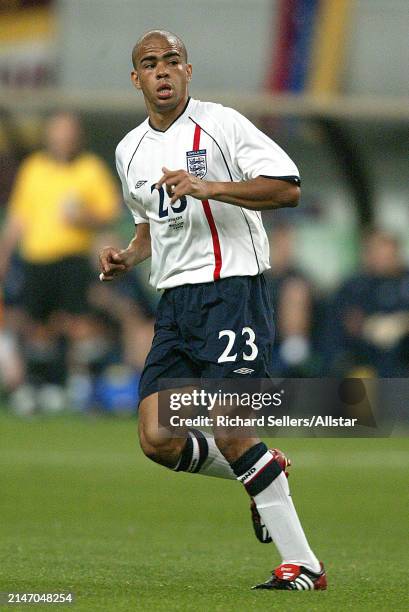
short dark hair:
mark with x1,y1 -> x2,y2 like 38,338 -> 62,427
132,30 -> 188,69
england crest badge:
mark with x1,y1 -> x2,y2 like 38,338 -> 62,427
186,149 -> 207,179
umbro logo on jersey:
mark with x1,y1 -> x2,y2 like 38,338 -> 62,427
233,367 -> 255,374
135,180 -> 147,188
186,149 -> 207,179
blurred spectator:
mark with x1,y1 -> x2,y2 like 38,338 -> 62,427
0,111 -> 119,412
0,286 -> 24,394
327,229 -> 409,376
0,106 -> 35,208
265,224 -> 323,376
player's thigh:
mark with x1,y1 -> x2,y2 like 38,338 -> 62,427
138,308 -> 200,448
138,392 -> 161,449
139,323 -> 201,407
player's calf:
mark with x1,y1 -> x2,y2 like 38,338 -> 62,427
250,448 -> 291,544
213,435 -> 261,465
231,441 -> 321,578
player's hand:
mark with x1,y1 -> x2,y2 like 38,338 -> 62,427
98,246 -> 135,281
156,167 -> 214,204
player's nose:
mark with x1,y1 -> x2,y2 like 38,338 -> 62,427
156,63 -> 169,78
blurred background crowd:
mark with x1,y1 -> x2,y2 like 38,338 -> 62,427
0,0 -> 408,415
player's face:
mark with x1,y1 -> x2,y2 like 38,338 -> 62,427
131,37 -> 192,113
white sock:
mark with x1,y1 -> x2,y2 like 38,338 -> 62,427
174,429 -> 235,480
254,472 -> 320,573
199,434 -> 236,479
233,444 -> 320,573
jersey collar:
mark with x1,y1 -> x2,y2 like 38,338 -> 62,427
148,97 -> 191,133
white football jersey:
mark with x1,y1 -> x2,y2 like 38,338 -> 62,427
115,98 -> 300,289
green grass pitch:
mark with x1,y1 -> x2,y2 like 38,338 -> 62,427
1,413 -> 408,611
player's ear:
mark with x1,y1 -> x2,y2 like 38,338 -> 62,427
186,63 -> 192,81
131,70 -> 142,90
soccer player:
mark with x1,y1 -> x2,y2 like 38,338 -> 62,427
99,30 -> 327,591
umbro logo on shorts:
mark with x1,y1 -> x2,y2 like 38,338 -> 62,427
233,367 -> 255,374
135,180 -> 147,188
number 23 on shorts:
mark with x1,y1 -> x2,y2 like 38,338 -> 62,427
217,327 -> 258,363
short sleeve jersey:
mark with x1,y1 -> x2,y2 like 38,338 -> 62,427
115,98 -> 299,290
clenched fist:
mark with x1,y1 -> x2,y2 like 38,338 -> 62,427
98,246 -> 137,281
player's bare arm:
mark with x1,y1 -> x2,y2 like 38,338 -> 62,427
156,167 -> 300,210
99,222 -> 151,281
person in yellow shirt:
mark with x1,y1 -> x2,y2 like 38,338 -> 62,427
0,111 -> 119,405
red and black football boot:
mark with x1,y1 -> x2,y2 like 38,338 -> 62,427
252,562 -> 327,591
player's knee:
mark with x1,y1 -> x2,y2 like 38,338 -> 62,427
138,422 -> 163,461
138,427 -> 159,461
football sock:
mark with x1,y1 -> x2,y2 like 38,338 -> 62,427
231,442 -> 320,573
174,429 -> 235,479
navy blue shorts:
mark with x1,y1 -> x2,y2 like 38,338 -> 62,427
139,274 -> 275,402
